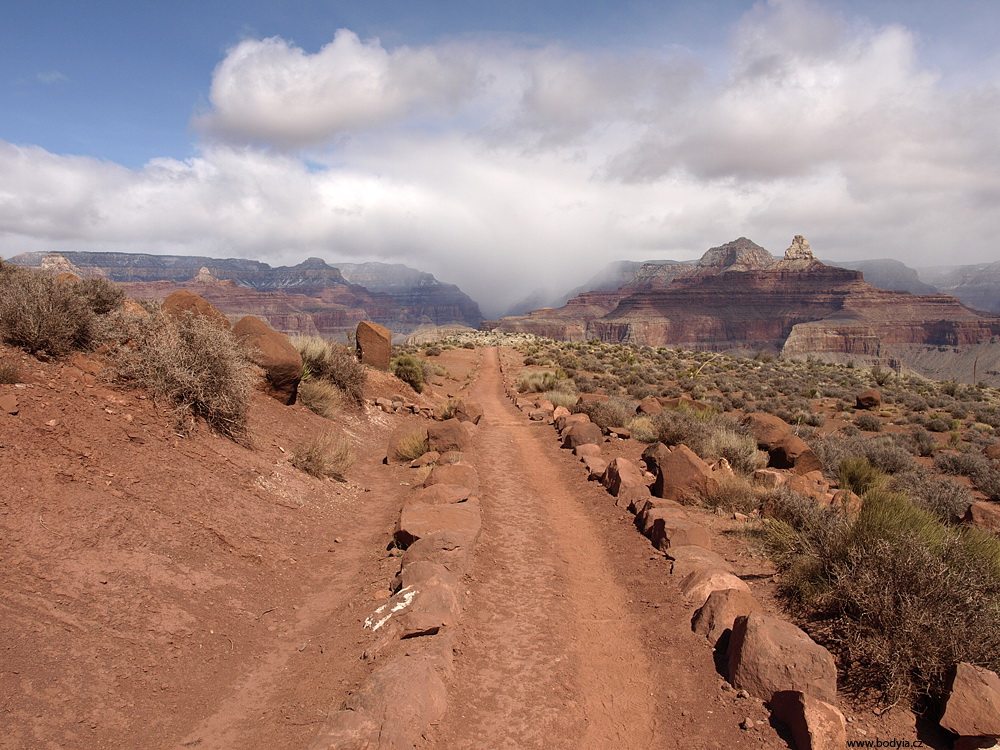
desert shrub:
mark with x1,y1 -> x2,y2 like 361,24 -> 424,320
0,359 -> 21,384
909,427 -> 936,457
0,265 -> 103,355
297,378 -> 343,419
292,335 -> 366,404
110,312 -> 254,441
516,370 -> 562,393
627,416 -> 658,443
703,474 -> 763,514
391,355 -> 424,393
423,345 -> 442,356
290,429 -> 353,479
462,341 -> 475,349
838,457 -> 886,496
853,412 -> 883,432
888,469 -> 973,522
544,390 -> 578,410
577,396 -> 635,431
926,417 -> 951,432
761,486 -> 1000,705
937,451 -> 1000,497
77,276 -> 125,314
701,429 -> 768,475
392,430 -> 430,461
810,433 -> 915,479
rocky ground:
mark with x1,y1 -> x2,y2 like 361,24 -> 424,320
0,344 -> 959,749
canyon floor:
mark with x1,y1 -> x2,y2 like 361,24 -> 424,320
1,345 -> 941,749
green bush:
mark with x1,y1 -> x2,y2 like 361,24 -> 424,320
838,457 -> 886,496
759,485 -> 1000,705
110,312 -> 254,441
391,354 -> 425,393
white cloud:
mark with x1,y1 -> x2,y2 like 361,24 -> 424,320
3,0 -> 1000,315
194,30 -> 480,147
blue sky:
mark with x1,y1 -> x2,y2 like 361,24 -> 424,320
2,1 -> 1000,314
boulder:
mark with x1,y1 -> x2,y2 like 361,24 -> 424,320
600,457 -> 646,498
423,462 -> 479,495
744,412 -> 792,451
437,450 -> 464,465
692,588 -> 760,645
641,442 -> 673,477
404,484 -> 470,507
427,419 -> 470,453
556,412 -> 590,433
366,570 -> 464,638
665,545 -> 730,578
651,444 -> 718,503
727,612 -> 838,704
644,512 -> 712,551
387,425 -> 429,463
855,389 -> 882,409
452,400 -> 483,425
162,290 -> 231,329
583,456 -> 609,481
562,421 -> 604,450
753,468 -> 788,488
769,690 -> 847,750
395,498 -> 482,549
984,443 -> 1000,461
528,408 -> 552,422
356,320 -> 391,370
232,315 -> 302,405
940,662 -> 1000,738
830,489 -> 862,515
573,443 -> 602,458
409,451 -> 440,468
401,529 -> 473,573
343,654 -> 449,747
636,397 -> 663,415
965,501 -> 1000,532
769,434 -> 823,475
679,568 -> 750,608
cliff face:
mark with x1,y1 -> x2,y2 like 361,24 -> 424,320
498,236 -> 1000,383
8,251 -> 482,336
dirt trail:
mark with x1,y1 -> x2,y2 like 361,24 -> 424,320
419,348 -> 659,748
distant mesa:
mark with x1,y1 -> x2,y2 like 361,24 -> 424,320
496,235 -> 1000,386
7,251 -> 482,340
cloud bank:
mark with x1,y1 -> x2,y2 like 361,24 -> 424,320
2,0 -> 999,316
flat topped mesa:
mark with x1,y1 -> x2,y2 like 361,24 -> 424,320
784,235 -> 814,261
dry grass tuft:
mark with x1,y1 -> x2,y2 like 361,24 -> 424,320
297,378 -> 343,419
290,430 -> 353,480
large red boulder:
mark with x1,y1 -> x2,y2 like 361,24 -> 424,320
162,290 -> 231,329
232,315 -> 302,405
940,662 -> 1000,738
356,320 -> 391,370
727,612 -> 838,703
423,462 -> 479,495
769,434 -> 823,475
650,444 -> 718,503
395,498 -> 482,549
600,457 -> 646,498
692,588 -> 760,645
769,690 -> 847,750
855,389 -> 882,409
744,412 -> 792,451
562,421 -> 603,450
427,419 -> 470,453
964,501 -> 1000,532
